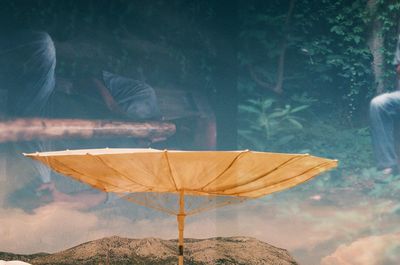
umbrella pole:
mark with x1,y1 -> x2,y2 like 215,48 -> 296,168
177,190 -> 186,265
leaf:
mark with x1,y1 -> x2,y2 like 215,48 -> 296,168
290,105 -> 309,113
288,118 -> 304,129
260,99 -> 274,109
269,107 -> 290,118
331,25 -> 344,35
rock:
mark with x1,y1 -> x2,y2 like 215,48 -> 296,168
14,236 -> 299,265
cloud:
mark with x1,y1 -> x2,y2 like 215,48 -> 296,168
0,191 -> 399,265
321,233 -> 400,265
0,200 -> 337,255
180,196 -> 399,265
185,206 -> 333,250
0,203 -> 99,253
186,197 -> 397,252
0,200 -> 342,256
0,202 -> 177,254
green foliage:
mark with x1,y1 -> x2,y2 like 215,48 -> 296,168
238,96 -> 310,151
240,0 -> 400,122
1,0 -> 397,173
237,1 -> 400,193
239,95 -> 374,171
3,0 -> 399,123
294,122 -> 373,171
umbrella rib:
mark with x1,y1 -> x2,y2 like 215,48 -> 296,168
186,197 -> 249,216
144,192 -> 174,214
200,150 -> 249,190
234,161 -> 332,196
218,155 -> 308,192
89,154 -> 153,190
231,160 -> 337,197
186,196 -> 230,213
51,158 -> 122,191
164,151 -> 179,192
121,194 -> 177,215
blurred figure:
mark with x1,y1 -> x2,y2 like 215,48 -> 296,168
369,34 -> 400,175
0,31 -> 106,207
94,71 -> 161,121
0,31 -> 56,184
0,31 -> 62,205
0,31 -> 56,117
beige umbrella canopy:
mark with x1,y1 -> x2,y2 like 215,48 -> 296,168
25,148 -> 337,265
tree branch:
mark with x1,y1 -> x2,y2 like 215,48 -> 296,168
0,118 -> 176,143
248,0 -> 296,94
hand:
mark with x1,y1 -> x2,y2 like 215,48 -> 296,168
36,181 -> 56,203
37,181 -> 56,193
93,78 -> 125,115
396,64 -> 400,75
36,182 -> 71,203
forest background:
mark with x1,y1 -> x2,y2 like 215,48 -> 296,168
1,0 -> 399,171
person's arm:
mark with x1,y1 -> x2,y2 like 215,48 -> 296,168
92,78 -> 125,116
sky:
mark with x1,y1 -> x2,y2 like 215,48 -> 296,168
1,163 -> 399,264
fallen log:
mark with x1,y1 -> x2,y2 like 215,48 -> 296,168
0,118 -> 176,143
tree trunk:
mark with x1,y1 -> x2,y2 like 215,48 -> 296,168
367,0 -> 385,94
274,0 -> 296,94
248,0 -> 296,94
